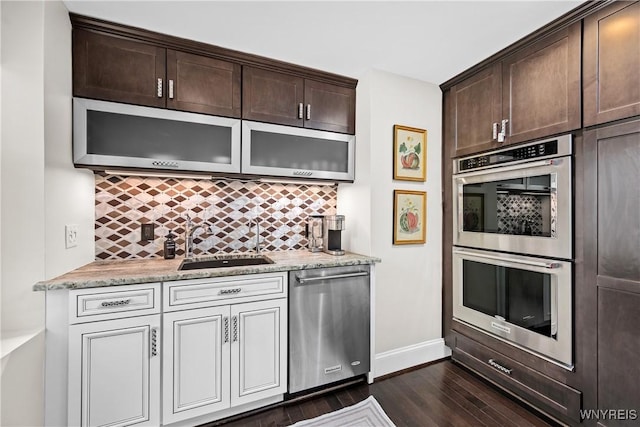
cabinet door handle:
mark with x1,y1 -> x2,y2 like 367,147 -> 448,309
224,317 -> 229,343
168,79 -> 174,99
492,122 -> 499,140
306,104 -> 311,120
488,358 -> 512,375
497,119 -> 509,143
150,327 -> 158,357
157,78 -> 163,98
298,103 -> 304,119
232,316 -> 238,342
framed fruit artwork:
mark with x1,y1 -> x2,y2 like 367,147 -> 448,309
393,125 -> 427,181
393,190 -> 426,245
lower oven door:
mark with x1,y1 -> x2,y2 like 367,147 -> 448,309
452,247 -> 572,369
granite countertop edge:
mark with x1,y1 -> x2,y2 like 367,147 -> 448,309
33,251 -> 382,291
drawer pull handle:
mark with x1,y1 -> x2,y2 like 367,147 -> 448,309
224,317 -> 229,343
219,288 -> 242,295
488,358 -> 512,375
100,299 -> 131,307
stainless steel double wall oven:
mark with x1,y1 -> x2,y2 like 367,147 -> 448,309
452,134 -> 574,368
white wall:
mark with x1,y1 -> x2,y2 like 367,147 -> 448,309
43,0 -> 94,278
1,1 -> 93,425
339,69 -> 447,376
1,2 -> 46,424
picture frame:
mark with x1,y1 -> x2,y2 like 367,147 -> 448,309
393,190 -> 427,245
393,125 -> 427,182
462,193 -> 484,232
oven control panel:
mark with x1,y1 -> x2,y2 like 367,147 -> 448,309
458,140 -> 560,172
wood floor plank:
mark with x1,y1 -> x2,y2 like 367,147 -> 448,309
418,367 -> 501,426
400,368 -> 485,427
371,378 -> 443,427
201,360 -> 557,427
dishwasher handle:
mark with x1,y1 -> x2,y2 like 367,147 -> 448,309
295,271 -> 369,284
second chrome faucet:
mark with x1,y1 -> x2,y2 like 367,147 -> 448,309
250,218 -> 264,255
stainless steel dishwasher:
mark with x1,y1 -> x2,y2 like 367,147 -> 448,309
288,265 -> 370,393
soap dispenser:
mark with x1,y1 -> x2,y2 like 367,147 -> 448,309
164,232 -> 176,259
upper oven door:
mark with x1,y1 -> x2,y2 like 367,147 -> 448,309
453,156 -> 572,260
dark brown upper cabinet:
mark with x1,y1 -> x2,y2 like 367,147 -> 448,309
73,29 -> 241,117
243,67 -> 356,134
502,21 -> 581,145
583,1 -> 640,127
166,50 -> 241,117
448,21 -> 581,157
73,29 -> 166,109
448,64 -> 502,158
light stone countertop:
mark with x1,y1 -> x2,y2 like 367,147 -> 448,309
33,251 -> 381,291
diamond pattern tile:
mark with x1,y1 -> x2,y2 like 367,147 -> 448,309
95,173 -> 337,260
497,194 -> 544,235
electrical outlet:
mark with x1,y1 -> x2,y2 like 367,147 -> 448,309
141,223 -> 155,241
65,224 -> 79,249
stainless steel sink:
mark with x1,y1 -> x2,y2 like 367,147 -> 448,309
178,254 -> 274,270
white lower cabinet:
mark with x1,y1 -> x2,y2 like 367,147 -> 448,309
57,275 -> 287,427
162,306 -> 230,423
231,299 -> 287,406
162,298 -> 287,425
68,314 -> 161,427
161,273 -> 288,425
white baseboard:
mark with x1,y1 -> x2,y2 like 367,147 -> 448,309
374,338 -> 451,378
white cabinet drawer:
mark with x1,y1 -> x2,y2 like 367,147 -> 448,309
164,273 -> 287,312
70,283 -> 161,324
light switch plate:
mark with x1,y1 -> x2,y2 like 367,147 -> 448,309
65,224 -> 79,248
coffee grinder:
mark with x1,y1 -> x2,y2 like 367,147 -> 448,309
322,215 -> 346,256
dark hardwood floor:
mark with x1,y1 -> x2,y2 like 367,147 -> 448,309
209,360 -> 559,427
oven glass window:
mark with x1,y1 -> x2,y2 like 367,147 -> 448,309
462,260 -> 554,338
462,174 -> 553,236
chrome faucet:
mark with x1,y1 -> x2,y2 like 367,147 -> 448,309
184,215 -> 212,258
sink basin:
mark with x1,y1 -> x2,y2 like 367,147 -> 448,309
178,255 -> 274,271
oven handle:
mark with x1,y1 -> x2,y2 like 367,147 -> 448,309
454,158 -> 564,178
453,248 -> 561,269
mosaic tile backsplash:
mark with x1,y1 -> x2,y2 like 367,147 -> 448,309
496,194 -> 547,236
95,173 -> 337,260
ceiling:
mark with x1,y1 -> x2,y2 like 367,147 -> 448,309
63,0 -> 584,85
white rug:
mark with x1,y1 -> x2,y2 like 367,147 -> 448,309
291,396 -> 396,427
